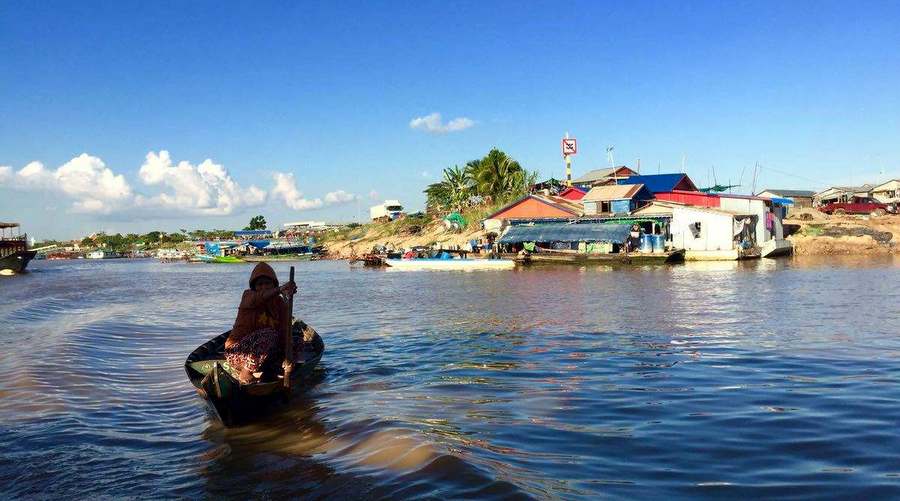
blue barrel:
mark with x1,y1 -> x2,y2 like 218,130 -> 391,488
651,234 -> 665,253
639,235 -> 653,252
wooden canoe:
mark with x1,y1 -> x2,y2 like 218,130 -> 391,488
184,319 -> 325,426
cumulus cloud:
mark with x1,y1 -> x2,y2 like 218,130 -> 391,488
0,154 -> 132,213
324,189 -> 357,205
136,151 -> 266,215
409,112 -> 474,134
271,172 -> 323,210
270,172 -> 358,211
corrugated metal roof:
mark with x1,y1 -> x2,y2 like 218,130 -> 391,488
571,166 -> 632,184
498,222 -> 632,244
484,194 -> 582,220
759,189 -> 816,198
583,183 -> 646,201
616,174 -> 696,193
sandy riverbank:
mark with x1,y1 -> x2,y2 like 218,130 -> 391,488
785,210 -> 899,256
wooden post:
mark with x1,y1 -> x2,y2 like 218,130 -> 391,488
283,266 -> 295,392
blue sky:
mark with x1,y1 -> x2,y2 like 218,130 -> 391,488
2,1 -> 899,239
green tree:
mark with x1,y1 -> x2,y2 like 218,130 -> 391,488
424,182 -> 452,213
470,148 -> 535,202
442,165 -> 474,212
244,215 -> 267,230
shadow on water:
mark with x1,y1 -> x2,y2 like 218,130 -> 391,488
197,367 -> 528,499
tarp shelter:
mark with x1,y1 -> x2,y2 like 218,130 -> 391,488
499,223 -> 632,244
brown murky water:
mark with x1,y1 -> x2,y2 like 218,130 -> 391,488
2,256 -> 900,498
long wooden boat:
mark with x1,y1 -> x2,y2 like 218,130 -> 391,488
243,253 -> 314,262
184,320 -> 325,426
516,248 -> 685,265
385,257 -> 516,271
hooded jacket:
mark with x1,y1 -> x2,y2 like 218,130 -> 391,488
226,262 -> 290,348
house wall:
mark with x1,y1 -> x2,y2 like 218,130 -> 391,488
611,199 -> 631,214
719,197 -> 768,243
656,191 -> 720,207
492,198 -> 578,219
671,207 -> 734,252
872,181 -> 900,203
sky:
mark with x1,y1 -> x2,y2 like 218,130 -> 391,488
2,0 -> 899,240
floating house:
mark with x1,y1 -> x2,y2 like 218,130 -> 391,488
756,189 -> 816,208
482,194 -> 582,233
633,199 -> 789,260
571,166 -> 638,190
582,184 -> 652,215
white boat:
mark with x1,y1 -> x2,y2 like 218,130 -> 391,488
86,250 -> 121,259
384,258 -> 515,271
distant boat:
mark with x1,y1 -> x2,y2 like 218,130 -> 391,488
0,222 -> 37,273
86,250 -> 122,259
385,257 -> 515,271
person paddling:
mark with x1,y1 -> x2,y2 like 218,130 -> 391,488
225,262 -> 298,384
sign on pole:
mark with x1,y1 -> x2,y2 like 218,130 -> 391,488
562,138 -> 577,156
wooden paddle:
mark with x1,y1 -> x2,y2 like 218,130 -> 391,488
283,266 -> 295,392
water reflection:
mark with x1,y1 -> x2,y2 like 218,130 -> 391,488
1,258 -> 900,498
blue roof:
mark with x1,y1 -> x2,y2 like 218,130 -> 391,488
499,223 -> 632,244
234,230 -> 272,236
617,174 -> 693,193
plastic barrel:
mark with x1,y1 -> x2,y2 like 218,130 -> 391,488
640,235 -> 653,253
651,234 -> 665,253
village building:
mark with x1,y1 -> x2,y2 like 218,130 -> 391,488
633,198 -> 789,260
814,185 -> 874,206
571,166 -> 638,190
582,184 -> 652,215
756,189 -> 816,208
616,173 -> 698,194
482,194 -> 582,233
871,179 -> 900,204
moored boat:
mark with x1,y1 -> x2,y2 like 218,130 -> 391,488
385,257 -> 515,271
184,320 -> 325,426
0,222 -> 37,273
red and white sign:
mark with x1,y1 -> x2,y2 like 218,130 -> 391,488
562,138 -> 577,156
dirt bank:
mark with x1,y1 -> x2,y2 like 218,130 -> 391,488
321,219 -> 488,259
785,212 -> 899,256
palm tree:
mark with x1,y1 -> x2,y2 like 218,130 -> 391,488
442,165 -> 473,212
471,148 -> 535,202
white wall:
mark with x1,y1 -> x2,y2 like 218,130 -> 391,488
872,181 -> 900,203
671,207 -> 734,252
719,197 -> 768,243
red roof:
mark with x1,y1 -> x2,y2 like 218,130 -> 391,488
558,187 -> 586,200
486,194 -> 581,220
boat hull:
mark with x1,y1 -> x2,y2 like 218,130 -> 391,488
384,258 -> 516,271
517,249 -> 685,265
0,250 -> 36,273
184,320 -> 325,426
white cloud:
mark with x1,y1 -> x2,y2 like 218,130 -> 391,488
0,154 -> 132,213
271,172 -> 323,211
324,189 -> 357,205
409,112 -> 474,134
369,189 -> 379,200
136,151 -> 266,215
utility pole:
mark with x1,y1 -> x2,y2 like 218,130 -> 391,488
564,132 -> 572,186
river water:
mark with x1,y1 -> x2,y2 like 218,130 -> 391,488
1,257 -> 899,499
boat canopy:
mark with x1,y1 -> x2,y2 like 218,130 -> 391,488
499,223 -> 633,244
234,230 -> 272,237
